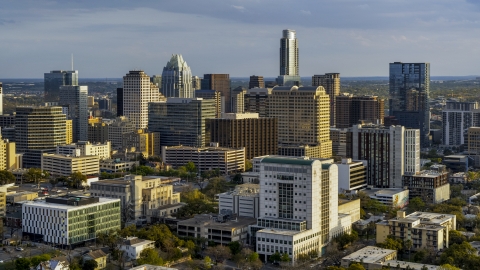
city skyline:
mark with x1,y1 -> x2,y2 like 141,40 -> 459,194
1,1 -> 480,78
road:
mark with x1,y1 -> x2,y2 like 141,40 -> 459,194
0,243 -> 56,263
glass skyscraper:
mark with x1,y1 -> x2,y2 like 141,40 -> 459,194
161,54 -> 193,98
277,29 -> 300,86
44,70 -> 78,102
389,62 -> 430,146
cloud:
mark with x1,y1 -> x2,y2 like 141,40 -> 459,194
300,10 -> 311,15
232,5 -> 246,12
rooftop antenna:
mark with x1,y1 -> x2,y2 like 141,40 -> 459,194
71,53 -> 74,70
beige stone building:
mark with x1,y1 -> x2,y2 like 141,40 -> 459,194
0,136 -> 17,170
41,153 -> 99,176
376,211 -> 456,252
66,119 -> 73,144
312,73 -> 340,127
122,129 -> 160,158
268,86 -> 332,158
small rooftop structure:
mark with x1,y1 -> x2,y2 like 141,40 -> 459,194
219,184 -> 260,197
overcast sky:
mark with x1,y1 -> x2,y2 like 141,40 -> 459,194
1,0 -> 480,78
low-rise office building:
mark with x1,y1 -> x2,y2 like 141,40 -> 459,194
6,191 -> 38,204
162,144 -> 245,174
100,159 -> 138,173
57,141 -> 111,160
376,211 -> 456,252
90,175 -> 182,223
443,155 -> 468,172
402,165 -> 450,204
22,196 -> 121,246
41,153 -> 100,177
364,188 -> 409,208
122,129 -> 161,158
177,214 -> 257,245
337,158 -> 367,193
218,184 -> 260,218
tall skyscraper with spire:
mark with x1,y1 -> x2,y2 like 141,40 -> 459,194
161,54 -> 193,98
277,29 -> 300,86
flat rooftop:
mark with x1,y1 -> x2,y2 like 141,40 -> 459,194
178,214 -> 256,230
381,260 -> 438,270
405,212 -> 456,224
257,228 -> 301,236
342,246 -> 396,264
363,188 -> 406,197
23,196 -> 119,210
218,184 -> 260,197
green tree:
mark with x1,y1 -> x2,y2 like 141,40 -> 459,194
439,242 -> 478,268
404,239 -> 413,260
280,252 -> 291,262
15,258 -> 31,270
228,241 -> 242,255
131,165 -> 155,176
408,197 -> 426,212
0,170 -> 15,185
23,168 -> 49,185
30,254 -> 51,267
245,160 -> 253,171
205,245 -> 231,263
438,264 -> 461,270
413,248 -> 427,263
204,177 -> 230,199
82,259 -> 99,270
348,263 -> 366,270
68,171 -> 87,188
377,236 -> 403,251
269,252 -> 281,262
449,230 -> 467,245
137,248 -> 164,266
335,231 -> 359,249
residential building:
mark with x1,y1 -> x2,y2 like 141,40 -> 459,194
340,246 -> 440,270
177,214 -> 256,245
88,122 -> 109,144
121,70 -> 162,129
467,127 -> 480,167
90,175 -> 182,223
22,196 -> 121,245
57,141 -> 111,160
83,250 -> 107,270
35,259 -> 69,270
209,113 -> 278,159
252,156 -> 352,263
364,188 -> 409,208
443,155 -> 468,172
389,62 -> 430,146
99,159 -> 138,173
108,117 -> 136,150
337,158 -> 367,193
269,86 -> 332,158
162,145 -> 245,175
66,120 -> 73,144
330,128 -> 348,157
404,129 -> 421,175
312,73 -> 340,126
335,94 -> 385,128
122,129 -> 160,158
442,100 -> 478,146
244,88 -> 271,118
161,54 -> 193,98
402,165 -> 450,204
119,237 -> 155,260
231,87 -> 246,113
0,135 -> 17,170
218,184 -> 260,218
195,89 -> 223,118
41,153 -> 99,177
148,98 -> 216,148
44,70 -> 78,102
277,29 -> 300,86
376,211 -> 456,251
249,75 -> 265,89
15,106 -> 67,152
450,172 -> 468,184
202,74 -> 231,112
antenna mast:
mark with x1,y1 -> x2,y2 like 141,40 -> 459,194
71,53 -> 74,70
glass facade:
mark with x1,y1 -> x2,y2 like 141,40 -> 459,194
278,183 -> 293,219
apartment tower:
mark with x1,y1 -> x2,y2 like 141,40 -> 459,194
335,94 -> 385,128
277,29 -> 300,86
312,73 -> 340,126
442,101 -> 478,146
389,62 -> 430,146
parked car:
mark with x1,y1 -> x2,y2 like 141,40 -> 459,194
15,247 -> 24,251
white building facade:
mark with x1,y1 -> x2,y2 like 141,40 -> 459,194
57,141 -> 111,160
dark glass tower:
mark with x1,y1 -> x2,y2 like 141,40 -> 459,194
44,70 -> 78,102
389,62 -> 430,146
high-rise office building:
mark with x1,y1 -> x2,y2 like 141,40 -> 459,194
59,86 -> 88,142
249,75 -> 265,89
121,70 -> 162,129
66,120 -> 73,144
244,88 -> 271,118
277,30 -> 300,86
347,124 -> 420,188
268,86 -> 332,158
252,156 -> 351,263
209,113 -> 278,159
335,94 -> 385,128
161,54 -> 193,98
150,75 -> 162,91
15,106 -> 67,152
192,76 -> 202,90
312,73 -> 340,126
148,98 -> 216,148
442,100 -> 478,146
108,117 -> 136,150
202,74 -> 231,112
0,82 -> 3,115
44,70 -> 78,102
88,122 -> 109,144
195,90 -> 223,118
98,98 -> 112,111
231,87 -> 246,113
389,62 -> 430,146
